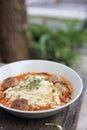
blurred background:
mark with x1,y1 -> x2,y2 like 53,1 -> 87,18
0,0 -> 87,130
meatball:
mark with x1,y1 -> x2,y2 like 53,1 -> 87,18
48,74 -> 61,84
54,82 -> 67,93
11,98 -> 29,111
2,77 -> 19,90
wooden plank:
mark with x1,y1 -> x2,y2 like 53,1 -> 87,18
0,109 -> 27,130
0,78 -> 86,130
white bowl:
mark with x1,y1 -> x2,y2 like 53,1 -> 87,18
0,60 -> 83,118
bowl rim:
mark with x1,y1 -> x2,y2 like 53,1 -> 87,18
0,60 -> 83,114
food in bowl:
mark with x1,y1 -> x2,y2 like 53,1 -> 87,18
0,72 -> 73,111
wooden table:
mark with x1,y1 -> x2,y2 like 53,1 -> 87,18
0,64 -> 87,130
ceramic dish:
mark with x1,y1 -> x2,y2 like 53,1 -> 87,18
0,60 -> 83,118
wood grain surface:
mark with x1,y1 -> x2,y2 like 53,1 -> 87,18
0,77 -> 87,130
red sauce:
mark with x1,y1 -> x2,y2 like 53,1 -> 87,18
0,72 -> 73,111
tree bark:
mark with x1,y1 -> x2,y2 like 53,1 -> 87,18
0,0 -> 30,63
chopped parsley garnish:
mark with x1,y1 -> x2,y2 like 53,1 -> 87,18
18,75 -> 46,90
29,76 -> 41,89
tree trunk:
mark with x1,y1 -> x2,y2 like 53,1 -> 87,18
0,0 -> 30,63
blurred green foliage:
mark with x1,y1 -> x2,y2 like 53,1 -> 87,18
27,20 -> 87,66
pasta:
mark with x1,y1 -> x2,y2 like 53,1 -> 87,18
0,72 -> 73,111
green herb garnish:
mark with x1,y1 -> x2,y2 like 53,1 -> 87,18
45,123 -> 62,130
29,76 -> 41,89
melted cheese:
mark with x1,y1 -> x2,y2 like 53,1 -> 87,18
4,75 -> 61,108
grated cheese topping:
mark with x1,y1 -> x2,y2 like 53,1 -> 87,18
4,75 -> 61,107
